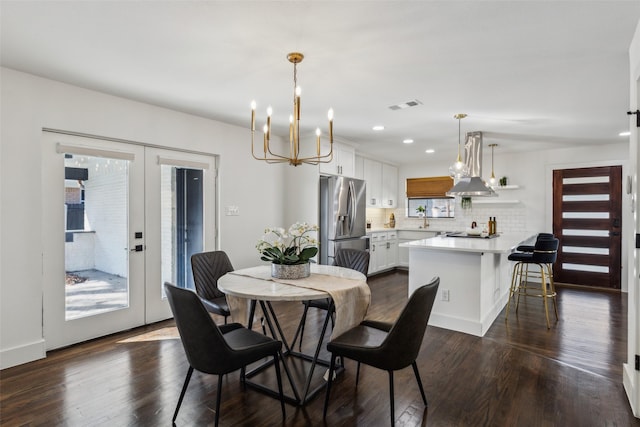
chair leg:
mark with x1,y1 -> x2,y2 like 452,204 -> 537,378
273,351 -> 286,421
215,374 -> 223,427
356,362 -> 361,386
547,263 -> 559,320
323,354 -> 338,419
411,362 -> 427,406
540,265 -> 551,329
173,366 -> 194,422
388,370 -> 395,427
506,262 -> 520,321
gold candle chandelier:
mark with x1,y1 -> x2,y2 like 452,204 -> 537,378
251,52 -> 334,166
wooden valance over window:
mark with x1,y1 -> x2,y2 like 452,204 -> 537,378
406,176 -> 454,198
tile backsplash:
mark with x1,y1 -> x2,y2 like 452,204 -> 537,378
366,202 -> 527,234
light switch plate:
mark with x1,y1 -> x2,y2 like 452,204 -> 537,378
225,206 -> 240,216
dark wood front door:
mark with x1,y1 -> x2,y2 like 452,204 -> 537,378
552,166 -> 622,289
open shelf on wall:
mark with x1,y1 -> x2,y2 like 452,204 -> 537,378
490,185 -> 519,190
472,198 -> 520,205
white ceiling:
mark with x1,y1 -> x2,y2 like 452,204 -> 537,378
2,1 -> 640,166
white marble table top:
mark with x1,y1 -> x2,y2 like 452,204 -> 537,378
218,264 -> 366,302
399,232 -> 536,254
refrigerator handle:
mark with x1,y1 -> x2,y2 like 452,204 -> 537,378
349,180 -> 356,236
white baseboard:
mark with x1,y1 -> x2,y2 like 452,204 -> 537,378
428,312 -> 484,337
1,339 -> 46,369
623,362 -> 640,418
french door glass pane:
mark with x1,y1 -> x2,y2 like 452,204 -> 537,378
64,154 -> 129,320
161,165 -> 177,294
161,166 -> 204,295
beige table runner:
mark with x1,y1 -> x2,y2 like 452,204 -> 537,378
227,266 -> 371,339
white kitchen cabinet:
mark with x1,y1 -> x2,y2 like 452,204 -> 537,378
363,158 -> 382,207
363,159 -> 398,208
386,230 -> 398,268
374,232 -> 388,271
368,233 -> 380,274
319,142 -> 355,177
354,155 -> 364,180
382,163 -> 398,208
368,231 -> 398,274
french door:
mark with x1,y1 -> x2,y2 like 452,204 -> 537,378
144,147 -> 216,322
552,165 -> 622,289
42,132 -> 216,349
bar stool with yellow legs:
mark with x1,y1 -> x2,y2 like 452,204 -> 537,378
505,237 -> 559,328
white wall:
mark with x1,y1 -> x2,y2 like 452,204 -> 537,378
397,143 -> 629,234
0,67 -> 305,368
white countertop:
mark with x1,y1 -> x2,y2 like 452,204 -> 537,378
367,227 -> 437,234
399,232 -> 535,254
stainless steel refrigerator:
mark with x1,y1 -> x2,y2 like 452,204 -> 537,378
319,175 -> 367,265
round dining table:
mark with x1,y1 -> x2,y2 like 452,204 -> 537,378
217,263 -> 368,406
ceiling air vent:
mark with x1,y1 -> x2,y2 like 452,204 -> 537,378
388,99 -> 423,111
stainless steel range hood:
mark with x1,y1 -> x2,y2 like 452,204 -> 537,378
446,131 -> 496,197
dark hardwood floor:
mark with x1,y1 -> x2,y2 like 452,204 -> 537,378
1,270 -> 638,426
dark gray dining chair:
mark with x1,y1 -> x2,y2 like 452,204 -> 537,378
293,248 -> 370,350
323,277 -> 439,427
190,251 -> 233,323
165,283 -> 285,427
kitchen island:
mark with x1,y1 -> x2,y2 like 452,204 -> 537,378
400,232 -> 534,337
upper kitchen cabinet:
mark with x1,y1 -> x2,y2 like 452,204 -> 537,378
364,158 -> 382,207
363,158 -> 398,208
382,163 -> 398,208
319,141 -> 355,177
354,155 -> 364,180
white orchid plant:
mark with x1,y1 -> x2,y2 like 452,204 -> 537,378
256,222 -> 319,265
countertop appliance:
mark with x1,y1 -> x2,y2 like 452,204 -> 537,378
319,175 -> 367,265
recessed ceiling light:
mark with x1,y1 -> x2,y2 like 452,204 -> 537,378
425,149 -> 435,154
619,131 -> 631,136
403,139 -> 414,144
373,125 -> 385,131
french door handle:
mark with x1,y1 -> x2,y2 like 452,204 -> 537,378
130,245 -> 144,252
610,231 -> 621,236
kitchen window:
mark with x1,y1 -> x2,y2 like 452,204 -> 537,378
407,198 -> 455,218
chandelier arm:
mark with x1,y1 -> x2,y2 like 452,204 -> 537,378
297,148 -> 334,164
252,127 -> 293,162
250,129 -> 266,160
